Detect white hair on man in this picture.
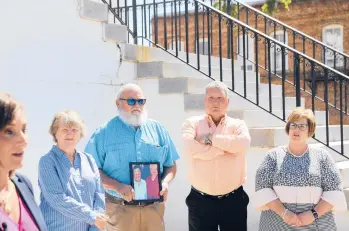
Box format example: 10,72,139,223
205,81,229,97
116,83,143,99
116,83,148,127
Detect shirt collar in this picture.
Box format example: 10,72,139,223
117,116,146,132
51,145,80,159
205,114,227,127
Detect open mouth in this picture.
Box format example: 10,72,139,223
12,153,24,157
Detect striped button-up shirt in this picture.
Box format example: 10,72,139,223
85,116,180,198
38,145,105,231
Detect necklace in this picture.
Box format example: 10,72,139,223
0,180,13,214
287,145,309,157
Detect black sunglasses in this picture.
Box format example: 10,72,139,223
119,98,147,106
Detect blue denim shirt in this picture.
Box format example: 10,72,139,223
38,145,105,231
85,116,180,198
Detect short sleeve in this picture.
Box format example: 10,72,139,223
85,127,106,169
320,149,347,211
255,151,278,210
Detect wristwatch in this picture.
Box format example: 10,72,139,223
205,133,212,145
311,208,319,220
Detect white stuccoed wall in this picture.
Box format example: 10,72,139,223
0,0,136,197
1,1,349,230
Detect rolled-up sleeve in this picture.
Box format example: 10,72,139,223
211,120,251,154
85,127,105,169
320,150,347,211
255,152,278,210
181,119,224,160
38,158,97,225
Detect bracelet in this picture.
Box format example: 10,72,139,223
281,208,288,220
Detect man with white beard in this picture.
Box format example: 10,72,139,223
85,83,180,231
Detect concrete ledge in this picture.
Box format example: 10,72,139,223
80,0,108,22
184,94,204,111
338,161,349,189
159,77,188,94
137,61,163,78
102,23,128,43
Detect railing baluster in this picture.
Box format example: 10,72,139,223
171,2,174,49
148,5,151,46
195,1,200,70
179,1,182,51
295,54,301,107
255,32,259,105
242,27,247,97
231,20,235,90
185,0,189,63
174,0,178,56
207,7,212,77
267,39,272,112
281,46,286,120
163,0,167,50
311,62,316,129
132,0,138,44
324,68,330,146
293,32,296,85
219,14,223,81
144,0,147,42
340,78,344,155
303,37,306,90
154,0,158,44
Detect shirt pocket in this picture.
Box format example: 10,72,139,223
141,142,168,163
104,143,128,174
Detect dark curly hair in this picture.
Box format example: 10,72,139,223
0,93,21,131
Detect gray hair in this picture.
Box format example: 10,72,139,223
49,110,85,143
205,81,229,97
116,83,143,99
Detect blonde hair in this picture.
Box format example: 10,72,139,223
49,110,85,142
285,107,316,137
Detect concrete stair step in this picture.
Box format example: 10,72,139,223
137,61,259,83
229,109,326,127
158,77,285,96
249,126,349,148
123,43,235,69
184,93,304,111
79,0,108,22
102,23,128,43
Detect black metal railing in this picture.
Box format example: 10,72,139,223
103,0,349,158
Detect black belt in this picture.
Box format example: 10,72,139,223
106,193,154,207
191,186,243,199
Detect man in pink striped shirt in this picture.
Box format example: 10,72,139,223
181,81,251,231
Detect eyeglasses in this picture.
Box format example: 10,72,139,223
289,122,308,131
119,98,147,106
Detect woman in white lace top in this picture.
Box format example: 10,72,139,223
255,107,347,231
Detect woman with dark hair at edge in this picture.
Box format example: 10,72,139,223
0,93,47,231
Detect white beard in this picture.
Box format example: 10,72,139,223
118,108,148,127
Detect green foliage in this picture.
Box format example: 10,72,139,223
212,0,239,17
262,0,293,15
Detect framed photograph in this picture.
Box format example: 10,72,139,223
128,162,163,203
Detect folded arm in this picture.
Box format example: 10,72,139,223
212,120,251,154
181,119,224,160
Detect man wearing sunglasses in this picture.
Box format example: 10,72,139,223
85,83,180,231
181,81,251,231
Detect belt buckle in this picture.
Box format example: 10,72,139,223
217,195,223,199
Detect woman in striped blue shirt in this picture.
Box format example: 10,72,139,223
38,110,107,231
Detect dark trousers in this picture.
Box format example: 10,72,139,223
186,186,249,231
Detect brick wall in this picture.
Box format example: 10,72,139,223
152,0,349,124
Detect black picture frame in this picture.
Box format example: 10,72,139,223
127,162,163,204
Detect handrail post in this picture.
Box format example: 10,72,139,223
295,54,301,107
132,0,138,44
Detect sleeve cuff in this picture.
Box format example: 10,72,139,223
88,211,97,226
321,191,348,211
255,188,278,211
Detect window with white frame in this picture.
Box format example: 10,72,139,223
168,40,185,51
195,38,210,55
322,25,344,68
270,31,289,71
